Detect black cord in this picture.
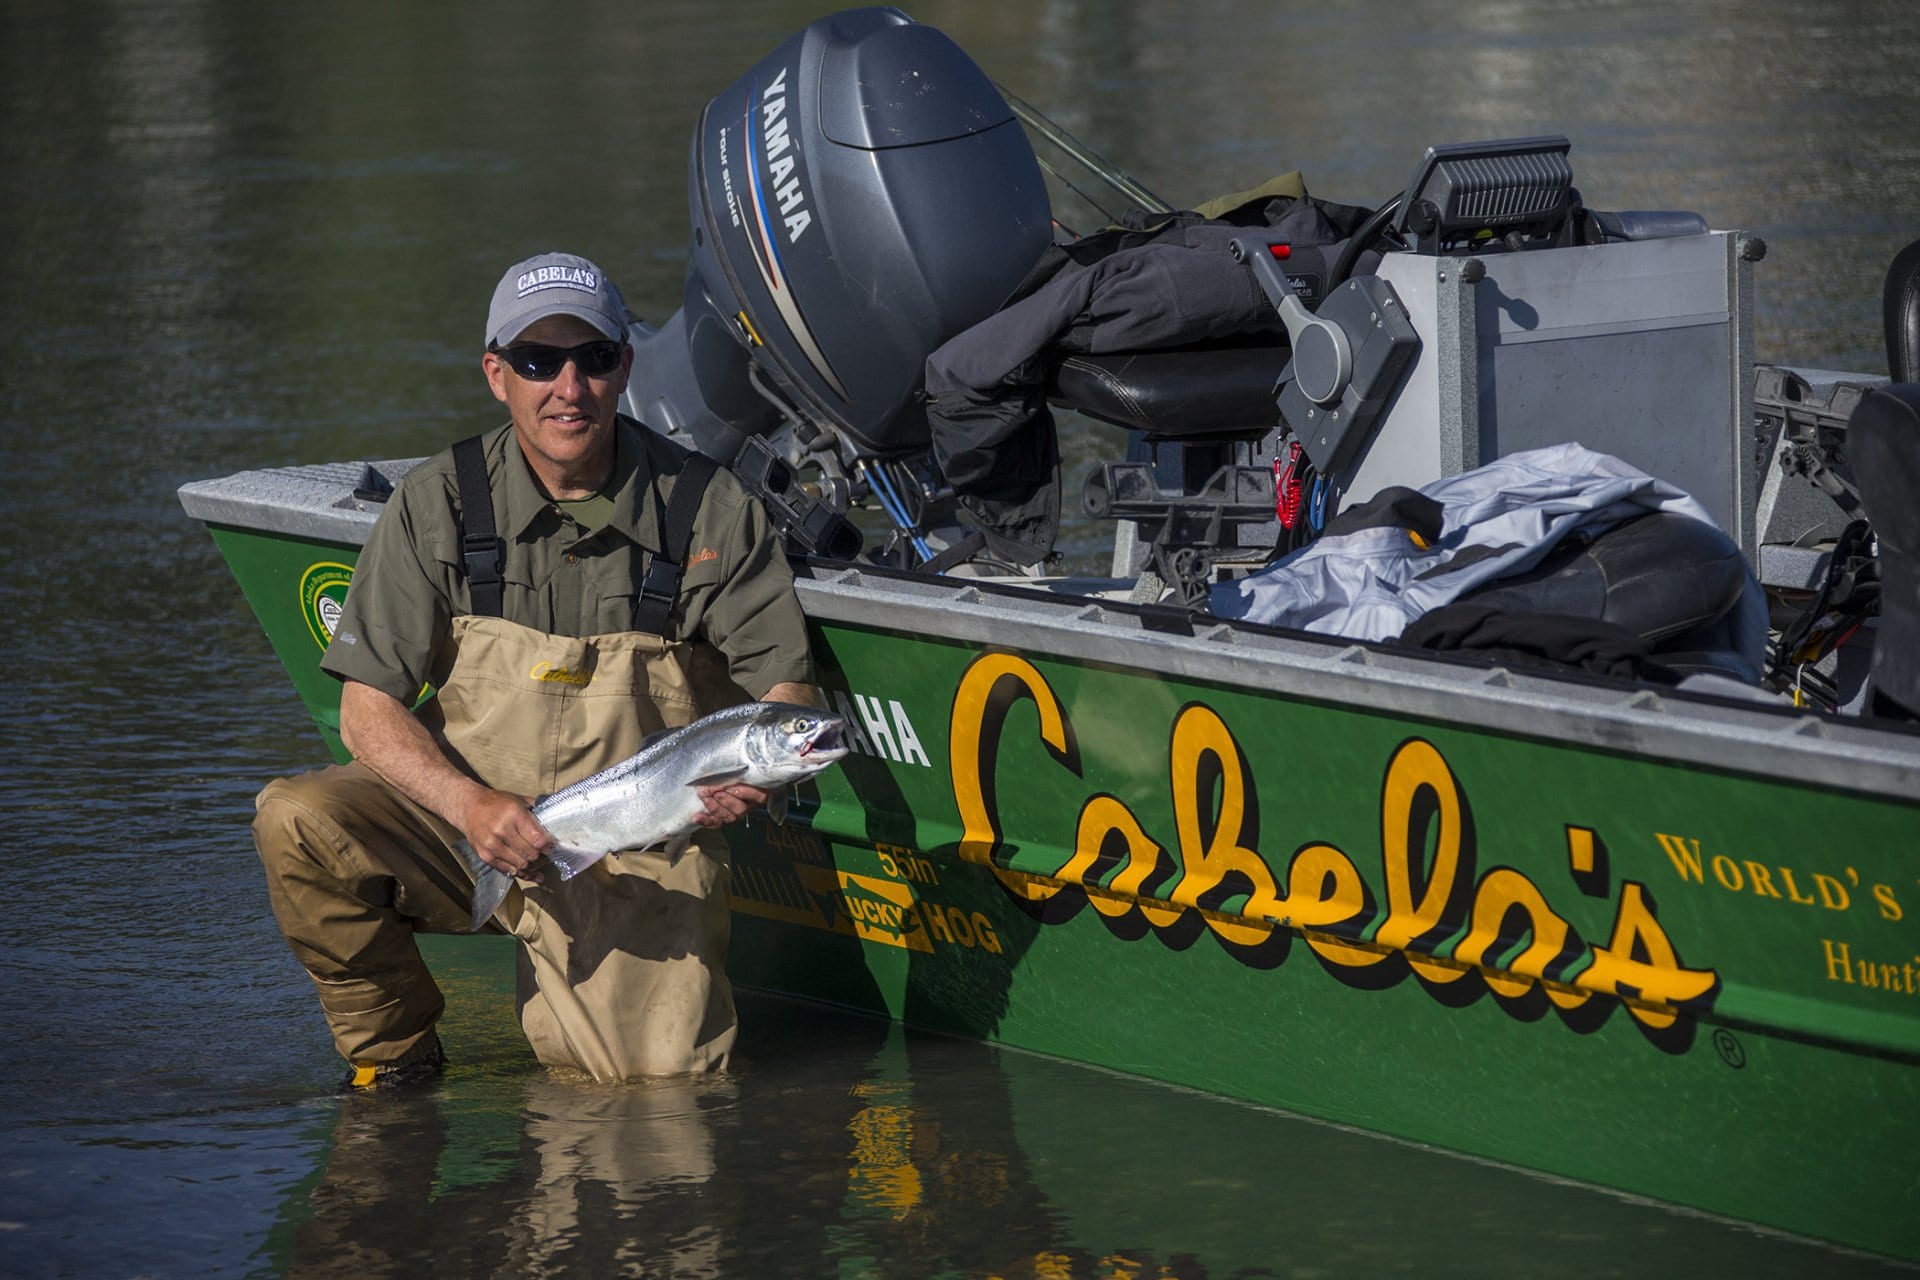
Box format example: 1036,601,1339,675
1328,195,1402,290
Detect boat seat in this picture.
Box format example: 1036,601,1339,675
1047,338,1287,441
1451,510,1760,681
1054,339,1291,604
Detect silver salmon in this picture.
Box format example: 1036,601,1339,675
457,701,849,930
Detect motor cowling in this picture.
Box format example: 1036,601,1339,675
659,7,1052,462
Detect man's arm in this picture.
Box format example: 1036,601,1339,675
762,681,815,707
338,679,552,879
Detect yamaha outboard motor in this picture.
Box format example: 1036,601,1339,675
624,7,1053,559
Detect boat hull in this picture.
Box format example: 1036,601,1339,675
745,613,1920,1262
187,498,1920,1262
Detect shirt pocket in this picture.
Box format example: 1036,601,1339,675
434,559,552,636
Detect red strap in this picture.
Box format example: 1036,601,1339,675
1274,441,1305,530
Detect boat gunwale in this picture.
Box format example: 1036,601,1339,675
796,560,1920,800
179,461,1920,804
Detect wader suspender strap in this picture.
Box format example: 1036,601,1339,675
452,434,505,619
633,452,717,636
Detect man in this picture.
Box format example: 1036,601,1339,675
253,252,814,1087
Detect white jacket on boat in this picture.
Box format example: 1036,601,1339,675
1209,442,1761,661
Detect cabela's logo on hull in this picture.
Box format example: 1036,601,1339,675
948,653,1721,1046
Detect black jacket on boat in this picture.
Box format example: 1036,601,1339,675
923,175,1374,564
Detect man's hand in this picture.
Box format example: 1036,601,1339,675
692,782,770,828
460,789,554,880
339,680,554,882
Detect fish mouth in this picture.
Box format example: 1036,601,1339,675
801,720,850,761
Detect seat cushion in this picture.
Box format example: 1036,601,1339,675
1048,340,1287,441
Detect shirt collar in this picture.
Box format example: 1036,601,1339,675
601,419,658,550
498,416,659,549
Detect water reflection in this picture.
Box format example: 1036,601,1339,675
513,1077,729,1274
261,993,1912,1279
281,1075,734,1278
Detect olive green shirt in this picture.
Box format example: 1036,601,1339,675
321,417,812,702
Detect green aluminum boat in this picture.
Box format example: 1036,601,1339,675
182,475,1920,1260
180,9,1920,1264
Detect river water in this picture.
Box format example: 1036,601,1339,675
2,2,1916,1276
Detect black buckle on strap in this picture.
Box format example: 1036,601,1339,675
462,532,505,618
463,533,504,592
632,450,718,636
633,556,682,635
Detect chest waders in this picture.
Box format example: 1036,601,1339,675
251,437,742,1082
438,435,744,1079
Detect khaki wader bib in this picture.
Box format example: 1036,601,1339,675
255,614,742,1081
431,614,738,1079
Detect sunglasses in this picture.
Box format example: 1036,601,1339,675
488,339,625,381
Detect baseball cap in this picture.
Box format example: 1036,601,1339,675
485,252,630,347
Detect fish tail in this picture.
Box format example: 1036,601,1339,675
454,839,512,932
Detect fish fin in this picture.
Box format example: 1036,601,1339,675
456,839,513,933
608,832,693,861
764,785,791,825
544,843,604,881
687,767,749,789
